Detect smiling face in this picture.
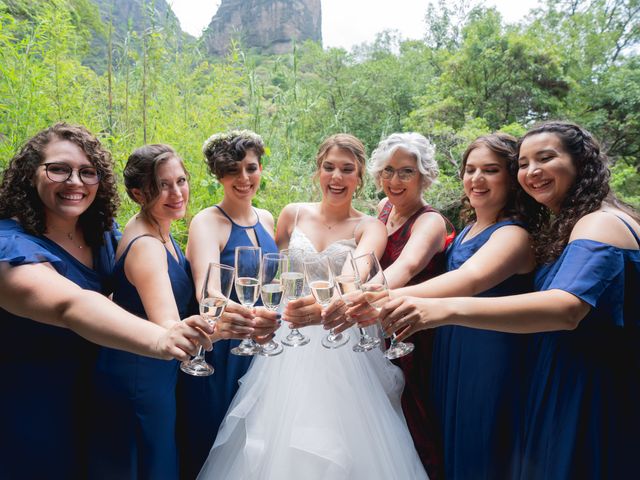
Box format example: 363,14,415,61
34,138,99,224
218,150,262,202
318,146,360,206
381,149,422,209
462,145,512,214
517,132,577,213
145,156,189,224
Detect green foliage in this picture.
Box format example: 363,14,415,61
0,0,638,247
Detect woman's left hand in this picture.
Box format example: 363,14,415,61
284,295,322,328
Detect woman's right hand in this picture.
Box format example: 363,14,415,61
154,315,214,361
344,292,380,328
213,302,256,340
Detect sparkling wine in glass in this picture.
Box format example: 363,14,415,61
231,246,263,356
332,251,380,352
280,248,310,347
356,252,414,359
180,262,235,376
306,254,349,349
257,252,287,356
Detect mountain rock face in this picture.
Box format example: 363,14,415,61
202,0,322,56
92,0,184,39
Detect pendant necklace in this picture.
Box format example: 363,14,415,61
47,226,84,249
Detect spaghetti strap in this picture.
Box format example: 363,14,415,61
615,215,640,247
293,205,301,228
214,205,259,229
214,205,234,223
600,211,640,248
117,234,155,261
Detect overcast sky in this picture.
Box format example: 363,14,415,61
169,0,541,50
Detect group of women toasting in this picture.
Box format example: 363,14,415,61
0,120,637,480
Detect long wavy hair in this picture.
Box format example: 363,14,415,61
0,123,119,247
459,133,546,228
517,121,639,263
314,133,367,195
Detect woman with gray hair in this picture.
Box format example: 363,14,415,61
369,132,454,479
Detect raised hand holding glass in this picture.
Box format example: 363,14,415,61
180,262,235,376
230,246,263,356
257,252,286,356
356,252,414,359
304,254,349,349
281,248,310,347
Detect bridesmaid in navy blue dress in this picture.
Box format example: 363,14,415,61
90,144,202,480
381,122,640,479
0,124,212,480
381,133,540,479
178,130,279,479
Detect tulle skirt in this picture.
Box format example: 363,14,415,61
197,324,428,480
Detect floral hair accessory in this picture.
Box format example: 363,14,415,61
202,130,264,158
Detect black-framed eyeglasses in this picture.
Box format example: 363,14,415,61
380,166,417,182
41,162,101,185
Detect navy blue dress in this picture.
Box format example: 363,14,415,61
430,220,533,480
515,218,640,479
90,235,196,480
177,206,278,479
0,218,117,480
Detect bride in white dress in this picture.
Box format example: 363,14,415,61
197,134,429,480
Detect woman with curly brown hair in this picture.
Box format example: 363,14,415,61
0,124,214,480
379,122,640,478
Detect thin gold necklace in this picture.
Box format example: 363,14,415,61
47,226,84,249
466,221,496,240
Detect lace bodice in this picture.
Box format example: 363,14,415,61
289,227,357,256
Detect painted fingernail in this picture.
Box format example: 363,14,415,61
275,313,282,320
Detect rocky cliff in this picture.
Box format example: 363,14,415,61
202,0,322,56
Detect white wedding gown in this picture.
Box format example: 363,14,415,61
197,228,429,480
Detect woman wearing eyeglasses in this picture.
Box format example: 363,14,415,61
367,132,454,478
0,124,213,479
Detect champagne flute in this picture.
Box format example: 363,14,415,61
258,252,286,356
333,251,381,352
180,262,235,376
304,254,349,349
280,247,310,347
355,252,414,359
230,246,263,356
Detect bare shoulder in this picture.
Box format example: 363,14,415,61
189,206,229,233
413,210,446,232
356,215,386,235
255,207,275,232
570,209,640,249
487,223,532,248
275,202,307,248
277,202,312,225
126,235,167,259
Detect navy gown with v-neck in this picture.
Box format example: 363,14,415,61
0,218,118,480
89,234,197,480
431,220,533,480
177,206,278,480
